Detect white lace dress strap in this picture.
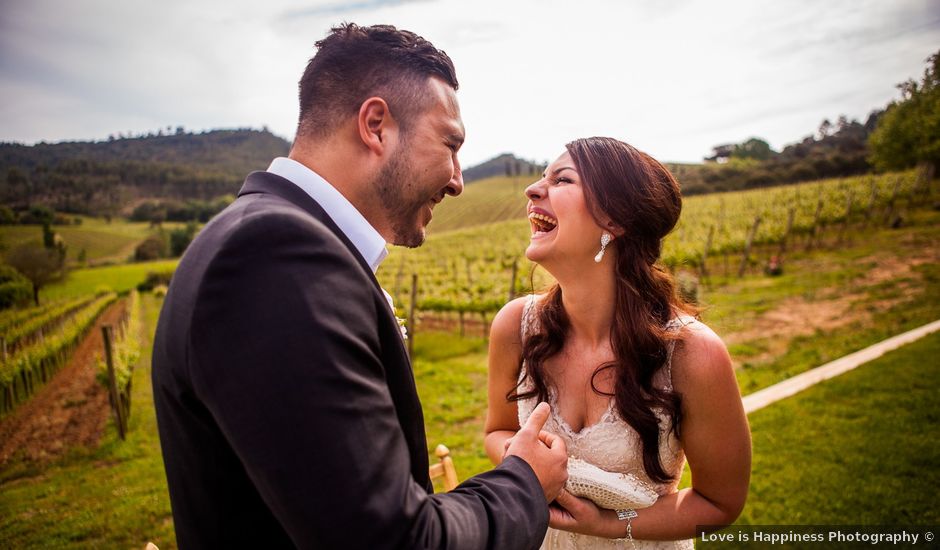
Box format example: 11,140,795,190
519,294,540,343
515,295,543,427
662,315,696,392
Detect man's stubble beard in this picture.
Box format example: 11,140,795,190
376,147,428,249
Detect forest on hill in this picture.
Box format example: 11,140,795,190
673,111,880,195
0,129,290,217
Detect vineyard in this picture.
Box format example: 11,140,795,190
0,291,117,416
381,169,930,319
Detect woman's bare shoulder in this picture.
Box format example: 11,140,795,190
670,318,735,391
489,296,533,349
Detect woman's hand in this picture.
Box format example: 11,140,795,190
548,489,612,537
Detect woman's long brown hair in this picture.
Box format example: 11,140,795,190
511,137,697,484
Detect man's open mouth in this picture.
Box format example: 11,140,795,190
528,212,558,234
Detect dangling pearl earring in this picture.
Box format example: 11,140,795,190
594,232,612,263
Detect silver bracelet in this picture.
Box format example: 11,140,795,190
615,509,638,549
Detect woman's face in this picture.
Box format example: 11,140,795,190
524,151,609,268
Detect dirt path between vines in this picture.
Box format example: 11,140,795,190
0,299,126,468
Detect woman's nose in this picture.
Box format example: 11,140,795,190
525,179,545,201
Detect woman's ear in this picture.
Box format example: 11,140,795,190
604,220,626,238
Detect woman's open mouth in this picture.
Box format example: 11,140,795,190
528,211,558,235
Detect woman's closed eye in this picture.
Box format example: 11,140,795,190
551,177,573,186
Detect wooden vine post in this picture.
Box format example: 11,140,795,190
102,325,127,440
837,192,853,245
806,198,824,251
884,176,901,224
700,226,714,280
738,216,761,278
864,176,877,228
778,208,795,255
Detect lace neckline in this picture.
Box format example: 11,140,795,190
550,395,617,439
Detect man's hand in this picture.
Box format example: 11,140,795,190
504,402,568,502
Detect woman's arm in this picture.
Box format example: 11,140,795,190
484,297,528,465
549,321,752,540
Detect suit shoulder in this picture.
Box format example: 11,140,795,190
213,193,340,249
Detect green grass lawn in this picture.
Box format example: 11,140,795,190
738,329,940,526
41,259,179,302
0,217,164,266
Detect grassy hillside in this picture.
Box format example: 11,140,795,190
41,259,178,302
0,217,171,266
427,175,529,234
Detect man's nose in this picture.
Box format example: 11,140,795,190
445,157,463,196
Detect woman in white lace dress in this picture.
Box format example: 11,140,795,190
484,137,751,548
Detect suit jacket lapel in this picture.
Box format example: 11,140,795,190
237,171,410,359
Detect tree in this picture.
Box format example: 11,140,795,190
869,50,940,172
42,223,55,248
6,244,66,305
169,222,198,257
817,119,832,140
705,143,735,163
733,138,776,161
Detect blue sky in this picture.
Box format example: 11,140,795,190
1,0,938,167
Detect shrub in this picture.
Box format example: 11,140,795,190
0,265,32,309
134,234,168,262
136,270,174,292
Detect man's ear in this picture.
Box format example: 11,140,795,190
357,97,397,156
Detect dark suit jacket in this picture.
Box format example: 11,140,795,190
152,171,548,549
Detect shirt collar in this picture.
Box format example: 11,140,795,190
266,157,388,273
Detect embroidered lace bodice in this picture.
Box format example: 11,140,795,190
516,294,695,550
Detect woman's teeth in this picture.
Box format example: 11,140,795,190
528,212,558,232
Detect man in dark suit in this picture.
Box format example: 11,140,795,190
152,23,567,549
